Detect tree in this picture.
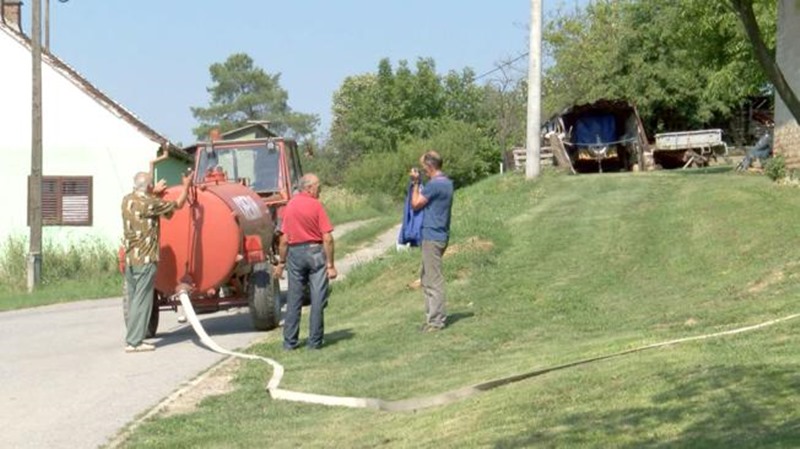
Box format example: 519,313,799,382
543,0,777,133
191,53,318,140
330,58,502,159
729,0,800,124
330,58,446,158
478,59,527,157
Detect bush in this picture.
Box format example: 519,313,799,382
765,155,786,181
0,235,118,291
320,186,397,223
301,150,347,187
343,150,416,199
343,119,500,198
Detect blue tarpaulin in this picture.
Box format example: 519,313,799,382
398,182,423,247
574,114,616,146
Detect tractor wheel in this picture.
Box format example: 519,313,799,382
122,278,160,338
248,262,279,331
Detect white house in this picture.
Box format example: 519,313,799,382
0,2,172,247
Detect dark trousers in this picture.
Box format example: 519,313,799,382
284,244,329,349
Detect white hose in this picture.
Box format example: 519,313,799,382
177,291,800,412
176,292,381,408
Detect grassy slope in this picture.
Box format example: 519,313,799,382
123,169,800,448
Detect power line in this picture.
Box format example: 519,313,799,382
474,52,529,82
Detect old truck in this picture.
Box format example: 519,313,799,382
123,128,304,337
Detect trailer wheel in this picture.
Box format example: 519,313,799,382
122,278,160,338
248,262,279,331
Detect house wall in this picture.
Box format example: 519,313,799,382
0,30,162,246
775,0,800,167
153,156,191,187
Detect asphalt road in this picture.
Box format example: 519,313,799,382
0,299,269,449
0,223,400,449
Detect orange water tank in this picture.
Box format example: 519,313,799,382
155,182,273,295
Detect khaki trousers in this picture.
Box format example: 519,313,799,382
421,240,447,328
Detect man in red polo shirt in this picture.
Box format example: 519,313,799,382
274,173,337,350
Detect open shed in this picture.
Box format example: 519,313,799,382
549,99,648,173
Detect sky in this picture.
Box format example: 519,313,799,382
30,0,579,146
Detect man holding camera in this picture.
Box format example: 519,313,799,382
409,151,454,332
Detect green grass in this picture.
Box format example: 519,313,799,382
123,168,800,448
0,235,121,311
0,276,122,310
321,186,399,224
335,215,399,255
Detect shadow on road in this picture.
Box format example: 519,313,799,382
153,312,268,348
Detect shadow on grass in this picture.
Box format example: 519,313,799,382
493,364,800,448
154,313,356,351
667,165,735,176
323,328,355,347
448,312,475,327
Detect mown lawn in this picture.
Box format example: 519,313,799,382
121,168,800,448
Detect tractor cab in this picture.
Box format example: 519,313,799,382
193,137,303,208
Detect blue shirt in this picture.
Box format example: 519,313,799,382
421,174,453,242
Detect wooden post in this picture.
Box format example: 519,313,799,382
28,0,43,292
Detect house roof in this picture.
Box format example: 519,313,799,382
0,21,172,147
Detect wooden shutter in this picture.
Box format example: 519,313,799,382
41,177,59,224
33,176,93,226
60,177,92,225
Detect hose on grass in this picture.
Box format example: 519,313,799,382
177,291,800,412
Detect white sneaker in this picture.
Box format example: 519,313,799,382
177,315,187,323
125,343,155,353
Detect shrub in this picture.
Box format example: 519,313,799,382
343,119,500,198
301,150,347,186
0,235,117,290
765,155,786,181
319,186,396,223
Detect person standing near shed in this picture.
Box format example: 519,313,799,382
410,151,454,332
121,170,192,352
274,173,337,350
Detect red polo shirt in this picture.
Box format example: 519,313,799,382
281,192,334,245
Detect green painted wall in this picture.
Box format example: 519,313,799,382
153,156,191,187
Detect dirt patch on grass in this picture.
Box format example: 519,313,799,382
747,269,786,294
746,261,800,294
445,237,495,257
404,237,493,289
160,357,241,417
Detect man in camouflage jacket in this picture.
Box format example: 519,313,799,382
121,170,192,352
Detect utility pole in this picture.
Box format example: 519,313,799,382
525,0,542,179
28,0,43,292
44,0,49,50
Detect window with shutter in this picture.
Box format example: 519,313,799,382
30,176,93,226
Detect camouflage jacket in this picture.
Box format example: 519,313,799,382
121,191,177,266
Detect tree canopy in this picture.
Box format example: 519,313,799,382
329,58,493,159
729,0,800,123
543,0,777,134
322,57,515,192
191,53,318,141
